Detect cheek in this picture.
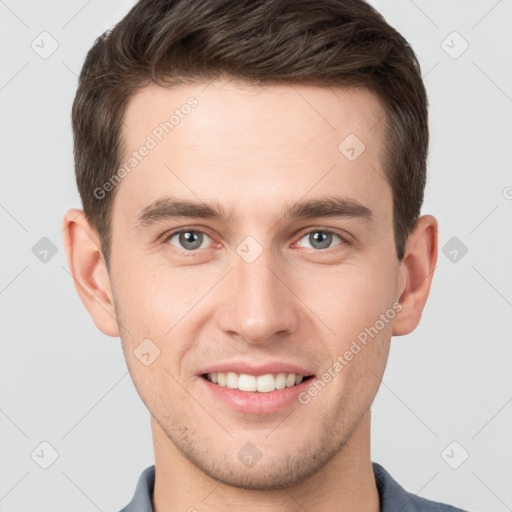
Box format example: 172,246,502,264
112,266,195,414
112,262,212,389
298,257,398,339
113,262,201,334
307,266,395,414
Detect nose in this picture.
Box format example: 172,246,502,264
216,247,300,344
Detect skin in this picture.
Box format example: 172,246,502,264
63,79,437,512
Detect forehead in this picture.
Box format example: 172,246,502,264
115,79,391,228
122,79,386,150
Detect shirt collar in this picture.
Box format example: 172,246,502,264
120,462,465,512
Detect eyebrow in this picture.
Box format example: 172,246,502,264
135,194,373,229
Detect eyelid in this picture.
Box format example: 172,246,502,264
161,226,215,243
160,227,218,256
292,227,351,247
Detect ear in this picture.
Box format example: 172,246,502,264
62,209,120,337
393,214,438,336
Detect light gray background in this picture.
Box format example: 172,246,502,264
1,1,511,511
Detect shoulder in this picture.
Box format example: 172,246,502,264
372,462,469,512
118,465,155,512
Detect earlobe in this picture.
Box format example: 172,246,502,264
392,215,438,336
62,209,120,337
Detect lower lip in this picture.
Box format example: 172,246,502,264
199,376,313,414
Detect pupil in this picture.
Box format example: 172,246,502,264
310,231,331,249
180,231,202,250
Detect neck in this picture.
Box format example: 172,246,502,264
151,411,379,512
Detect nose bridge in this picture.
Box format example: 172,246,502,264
221,242,298,343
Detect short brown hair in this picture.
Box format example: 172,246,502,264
72,0,428,265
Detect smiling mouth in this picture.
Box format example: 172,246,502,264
202,372,314,392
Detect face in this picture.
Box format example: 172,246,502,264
108,80,402,489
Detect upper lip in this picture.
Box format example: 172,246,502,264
197,361,315,377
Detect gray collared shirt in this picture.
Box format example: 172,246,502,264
119,462,469,511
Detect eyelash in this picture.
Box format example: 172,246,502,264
162,227,349,256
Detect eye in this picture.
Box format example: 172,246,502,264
166,230,213,251
295,230,345,250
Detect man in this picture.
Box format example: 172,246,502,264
62,0,468,510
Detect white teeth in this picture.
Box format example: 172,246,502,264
256,374,275,393
226,371,238,389
238,374,257,392
286,374,296,387
217,372,226,387
205,371,308,392
275,373,287,390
